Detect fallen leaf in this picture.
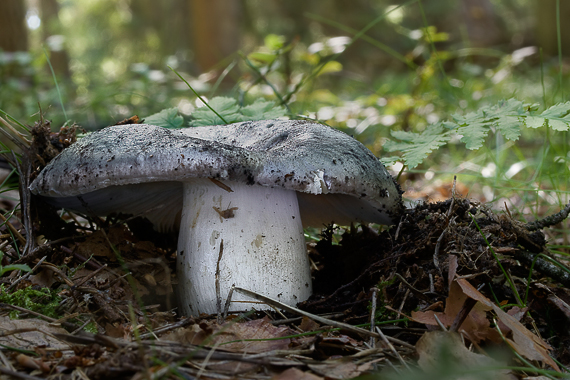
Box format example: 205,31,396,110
272,367,323,380
0,316,69,351
411,280,495,343
308,358,371,379
456,278,560,371
448,254,458,292
299,316,320,332
164,317,295,353
417,331,512,380
16,353,50,372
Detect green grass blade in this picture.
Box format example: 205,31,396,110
43,47,68,122
168,66,228,124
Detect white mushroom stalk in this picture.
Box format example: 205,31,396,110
30,121,404,316
178,179,310,315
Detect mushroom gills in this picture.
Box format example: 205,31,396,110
177,178,312,315
42,183,394,233
41,182,183,232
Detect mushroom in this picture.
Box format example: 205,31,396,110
30,120,403,315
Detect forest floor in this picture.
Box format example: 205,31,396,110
0,121,569,379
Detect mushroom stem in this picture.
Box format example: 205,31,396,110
177,178,312,315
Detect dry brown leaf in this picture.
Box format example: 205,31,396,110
496,305,527,336
104,323,130,339
416,331,512,380
308,358,372,379
299,316,320,332
16,353,50,373
272,368,323,380
448,254,458,292
411,280,495,343
0,316,69,351
164,317,295,353
456,278,560,372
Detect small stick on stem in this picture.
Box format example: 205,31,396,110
369,287,379,347
216,240,224,324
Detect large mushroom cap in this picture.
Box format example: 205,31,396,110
30,120,403,229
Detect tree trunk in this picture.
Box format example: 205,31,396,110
40,0,71,79
129,0,191,61
536,0,570,56
189,0,242,72
459,0,507,48
0,0,28,52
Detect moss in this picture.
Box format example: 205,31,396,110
0,284,62,319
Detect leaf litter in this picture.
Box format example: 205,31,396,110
0,118,569,378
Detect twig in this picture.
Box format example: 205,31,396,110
0,366,45,380
196,340,223,379
233,286,415,349
525,200,570,231
375,326,410,369
449,297,477,333
216,240,224,324
397,288,410,320
433,230,445,274
7,255,47,291
15,153,34,256
0,304,78,330
369,287,379,347
39,262,75,287
394,216,404,241
0,349,14,370
515,250,570,287
433,314,447,331
394,273,431,301
222,285,235,320
433,176,457,274
0,116,30,150
447,176,457,219
0,212,26,246
71,317,95,335
72,264,108,289
138,317,195,340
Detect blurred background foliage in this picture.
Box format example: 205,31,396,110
2,0,567,127
1,0,570,225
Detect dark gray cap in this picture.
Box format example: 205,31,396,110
30,120,403,230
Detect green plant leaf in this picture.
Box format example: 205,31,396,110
548,119,570,131
453,99,526,149
524,116,545,129
144,107,184,129
316,61,343,76
522,102,570,131
539,102,570,118
190,97,242,127
496,116,522,141
384,123,451,169
457,120,490,150
379,155,404,167
264,34,286,50
247,52,277,65
240,99,287,120
0,264,31,276
383,98,570,169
